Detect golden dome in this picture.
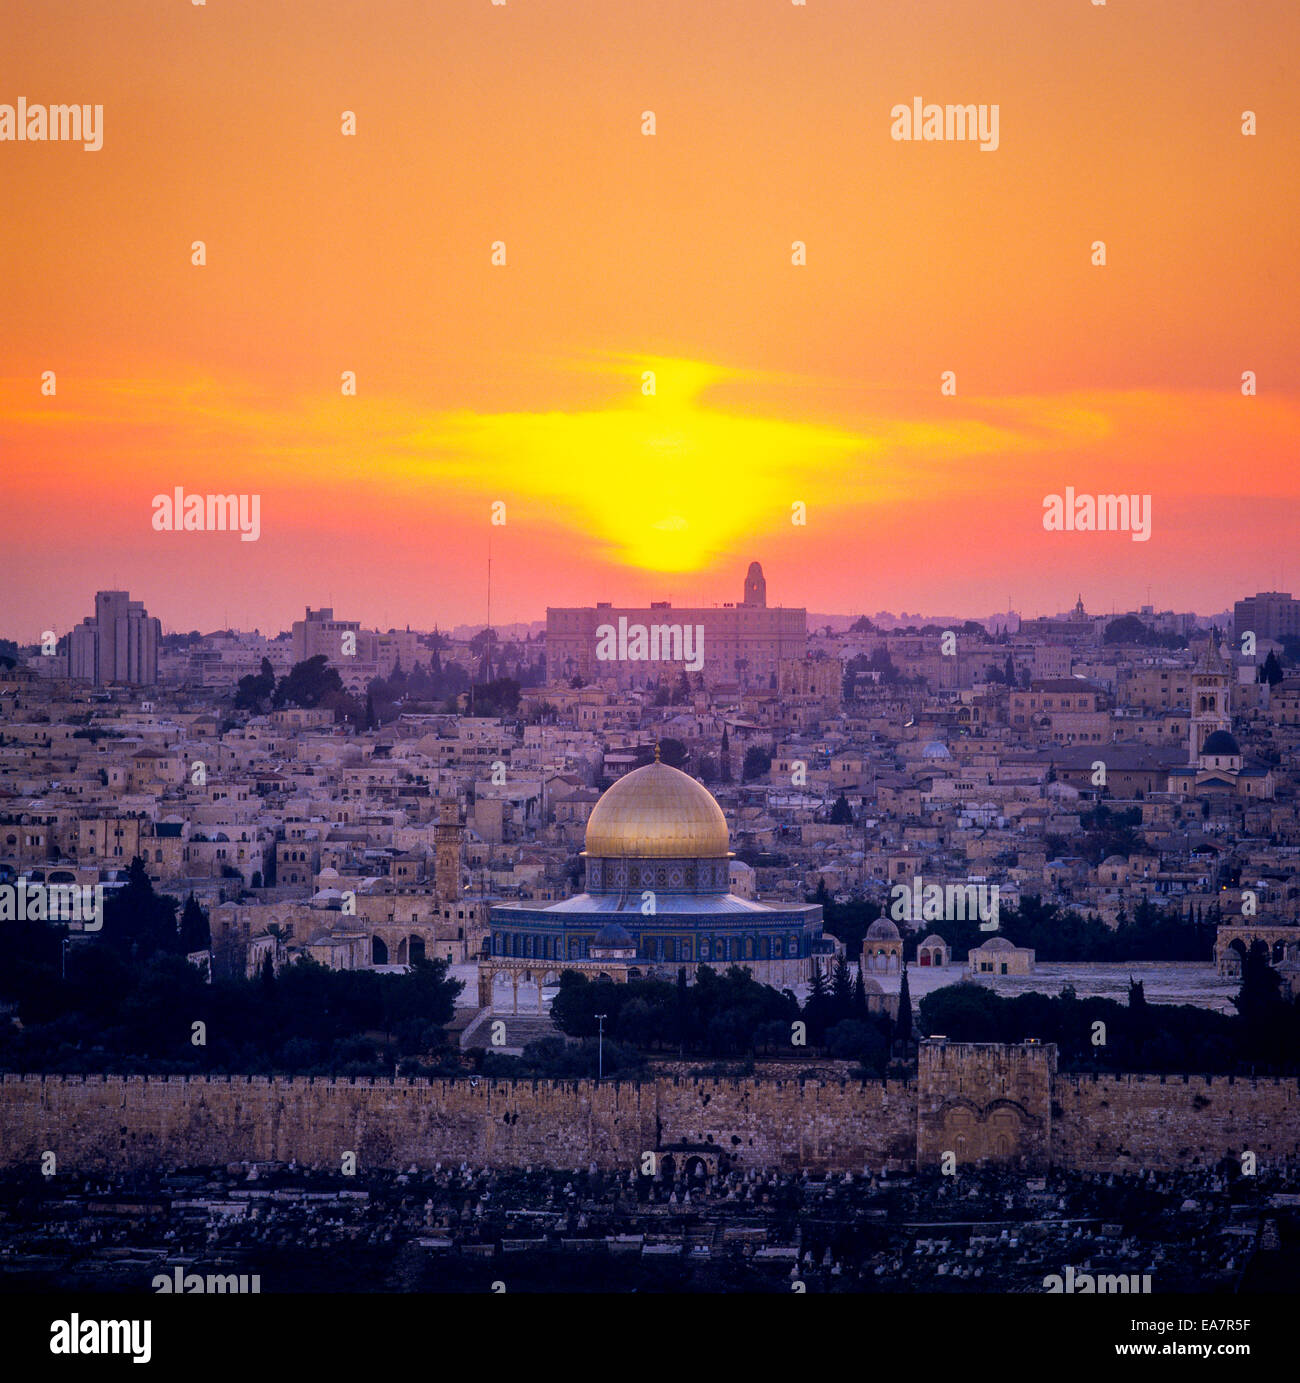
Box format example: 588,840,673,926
584,761,730,859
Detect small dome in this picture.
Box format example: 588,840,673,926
977,936,1015,951
918,934,948,949
865,917,901,941
1200,730,1240,756
921,741,952,759
1101,855,1127,868
859,976,884,994
593,922,634,949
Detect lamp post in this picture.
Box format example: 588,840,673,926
61,936,71,981
595,1013,606,1081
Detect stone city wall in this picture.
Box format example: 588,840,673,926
0,1073,913,1175
2,1057,1297,1175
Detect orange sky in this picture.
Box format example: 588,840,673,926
3,0,1299,639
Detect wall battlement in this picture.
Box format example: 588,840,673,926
2,1049,1297,1176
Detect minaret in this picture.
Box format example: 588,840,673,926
435,797,462,902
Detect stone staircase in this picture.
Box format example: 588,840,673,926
459,1007,559,1053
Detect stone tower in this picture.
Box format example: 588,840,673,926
435,797,463,902
743,560,766,608
916,1040,1055,1171
1189,638,1231,763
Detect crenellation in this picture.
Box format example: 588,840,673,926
2,1051,1298,1176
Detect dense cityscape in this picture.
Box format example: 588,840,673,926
2,568,1299,1308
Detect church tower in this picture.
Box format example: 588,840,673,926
435,797,463,902
1189,639,1231,764
743,560,766,608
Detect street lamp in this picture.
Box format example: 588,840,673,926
61,937,71,981
595,1013,606,1081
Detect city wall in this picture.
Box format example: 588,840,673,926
2,1061,1297,1175
1052,1071,1300,1172
0,1073,915,1175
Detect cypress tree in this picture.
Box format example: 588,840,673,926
831,950,853,1020
894,961,913,1049
852,965,868,1017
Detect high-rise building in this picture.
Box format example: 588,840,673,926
68,590,160,685
1233,591,1300,643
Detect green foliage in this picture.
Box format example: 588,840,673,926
917,975,1299,1073
549,966,798,1058
467,676,521,717
742,746,772,782
0,881,464,1074
919,895,1217,964
272,655,343,710
234,657,276,711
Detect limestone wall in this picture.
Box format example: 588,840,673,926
0,1073,913,1175
3,1060,1297,1176
1052,1071,1300,1172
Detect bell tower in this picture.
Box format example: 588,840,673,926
1189,639,1231,763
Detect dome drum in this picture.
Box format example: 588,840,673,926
585,855,730,896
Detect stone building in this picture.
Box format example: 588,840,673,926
968,935,1035,976
482,755,827,998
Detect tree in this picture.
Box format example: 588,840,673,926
829,792,853,825
1234,945,1285,1062
179,894,210,952
830,951,853,1021
742,746,772,782
234,656,276,711
466,677,521,718
272,655,343,710
1260,650,1283,686
720,727,732,784
894,962,913,1048
636,737,688,770
802,960,832,1043
852,966,868,1017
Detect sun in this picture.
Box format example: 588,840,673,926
415,356,872,572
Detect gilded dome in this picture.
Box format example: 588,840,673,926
584,761,730,859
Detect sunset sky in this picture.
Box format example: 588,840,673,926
3,0,1299,640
